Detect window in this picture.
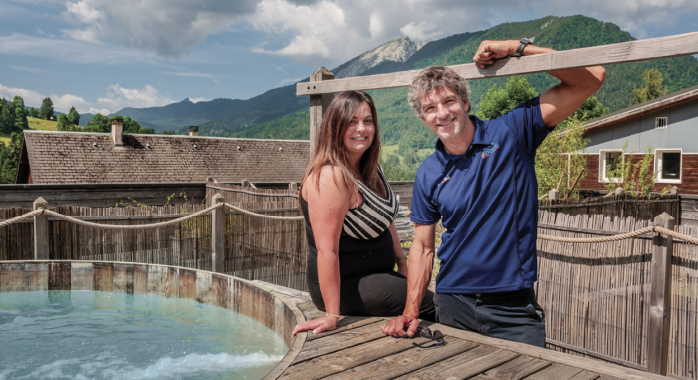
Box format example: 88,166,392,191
655,149,682,183
600,150,623,183
655,117,668,129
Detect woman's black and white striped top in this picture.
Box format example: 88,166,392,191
342,165,399,240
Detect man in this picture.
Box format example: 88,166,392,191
381,39,605,347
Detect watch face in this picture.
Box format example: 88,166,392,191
521,38,532,44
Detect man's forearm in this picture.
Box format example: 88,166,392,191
403,242,434,318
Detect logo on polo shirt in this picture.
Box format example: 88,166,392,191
438,175,451,187
481,143,499,159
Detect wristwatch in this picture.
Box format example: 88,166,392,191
514,38,532,57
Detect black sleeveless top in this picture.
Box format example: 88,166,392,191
300,167,398,305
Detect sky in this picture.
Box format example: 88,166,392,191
1,0,697,115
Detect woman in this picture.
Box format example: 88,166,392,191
292,90,435,336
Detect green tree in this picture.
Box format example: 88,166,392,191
29,107,39,118
83,113,111,133
39,97,54,120
0,132,23,184
535,115,589,198
476,76,539,120
0,100,16,134
632,68,668,104
121,116,153,134
12,96,28,130
57,113,82,132
68,106,80,126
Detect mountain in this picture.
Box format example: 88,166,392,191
88,36,430,134
228,15,698,147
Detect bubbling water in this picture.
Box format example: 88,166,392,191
0,291,288,380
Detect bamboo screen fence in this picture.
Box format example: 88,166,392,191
537,210,698,378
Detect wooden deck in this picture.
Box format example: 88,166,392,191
257,281,672,380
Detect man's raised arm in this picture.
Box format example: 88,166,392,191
473,40,606,128
381,223,436,337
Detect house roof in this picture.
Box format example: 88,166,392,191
17,131,310,184
579,83,698,133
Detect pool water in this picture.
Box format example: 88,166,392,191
0,291,288,380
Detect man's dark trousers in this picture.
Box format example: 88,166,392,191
434,288,546,347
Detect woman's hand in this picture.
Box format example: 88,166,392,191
292,315,339,336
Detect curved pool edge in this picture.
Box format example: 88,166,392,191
0,260,308,380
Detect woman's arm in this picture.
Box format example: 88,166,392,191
292,166,354,336
389,223,408,277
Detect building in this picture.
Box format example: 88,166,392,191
15,122,309,185
576,84,698,194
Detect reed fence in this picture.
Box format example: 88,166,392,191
540,192,681,223
537,210,698,378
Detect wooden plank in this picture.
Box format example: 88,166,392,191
33,198,49,260
473,355,551,380
309,67,335,159
395,345,519,380
307,317,385,341
279,336,432,380
297,32,698,95
428,323,670,380
648,213,674,376
525,363,583,380
322,338,477,380
293,321,388,364
211,194,225,273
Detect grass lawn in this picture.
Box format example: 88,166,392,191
0,117,57,145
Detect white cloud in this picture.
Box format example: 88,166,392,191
60,0,260,57
400,21,441,42
96,84,175,111
51,93,91,113
189,97,211,103
88,107,110,115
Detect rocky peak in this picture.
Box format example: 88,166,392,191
334,36,432,79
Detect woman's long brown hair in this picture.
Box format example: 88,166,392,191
300,90,385,204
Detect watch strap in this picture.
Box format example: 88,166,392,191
515,38,532,57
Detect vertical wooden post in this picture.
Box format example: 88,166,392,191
211,194,225,274
648,212,674,375
33,197,49,260
309,67,335,160
549,189,559,201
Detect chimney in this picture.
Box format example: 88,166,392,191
111,117,123,147
189,126,199,137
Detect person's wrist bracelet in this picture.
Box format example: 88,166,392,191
325,312,342,319
395,255,407,263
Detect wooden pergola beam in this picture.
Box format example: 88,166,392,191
296,32,698,96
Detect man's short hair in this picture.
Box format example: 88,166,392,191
408,66,471,117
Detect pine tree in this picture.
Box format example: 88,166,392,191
39,97,54,120
29,107,39,118
0,102,13,134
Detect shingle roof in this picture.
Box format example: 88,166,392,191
19,131,309,184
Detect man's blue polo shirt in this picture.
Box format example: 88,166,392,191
411,97,551,294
